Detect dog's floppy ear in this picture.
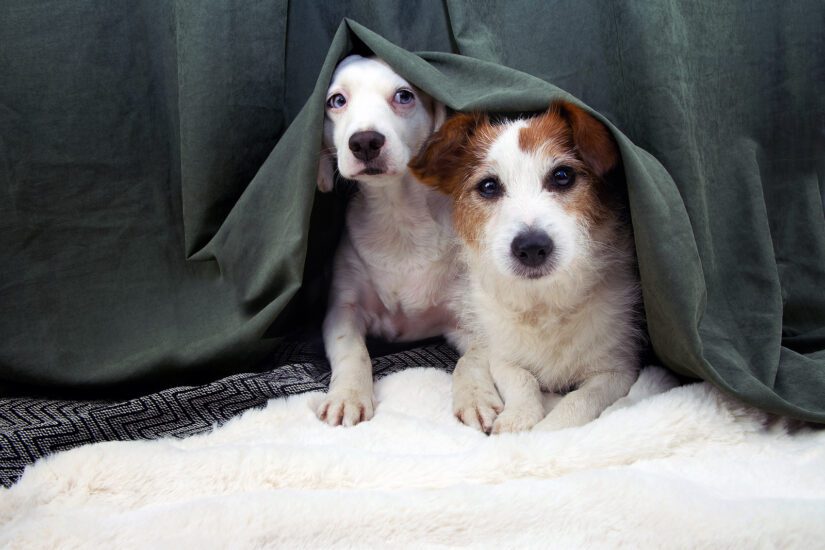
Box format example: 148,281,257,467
554,100,619,177
316,114,337,192
409,112,486,195
317,153,335,192
431,101,447,133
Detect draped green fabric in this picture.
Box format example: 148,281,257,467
1,2,823,422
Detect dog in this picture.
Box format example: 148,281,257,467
315,55,459,426
409,100,641,433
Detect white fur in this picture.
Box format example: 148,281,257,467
316,56,456,426
4,367,825,548
483,122,580,278
452,119,640,434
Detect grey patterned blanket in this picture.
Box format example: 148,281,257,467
0,341,458,486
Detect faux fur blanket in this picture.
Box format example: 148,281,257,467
2,366,824,548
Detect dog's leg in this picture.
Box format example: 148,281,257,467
489,359,546,434
533,369,637,431
450,342,503,434
317,302,374,427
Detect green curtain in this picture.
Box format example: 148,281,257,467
1,2,824,423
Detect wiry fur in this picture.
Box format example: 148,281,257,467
410,101,642,433
315,55,458,426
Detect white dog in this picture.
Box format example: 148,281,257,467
410,101,641,433
315,55,460,426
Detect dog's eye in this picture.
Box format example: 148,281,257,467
394,89,415,105
326,94,346,109
476,178,503,199
549,166,576,188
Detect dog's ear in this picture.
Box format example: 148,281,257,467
554,100,619,177
317,153,335,192
316,116,337,192
409,112,486,195
431,101,447,133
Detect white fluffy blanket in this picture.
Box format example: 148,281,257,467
2,367,825,548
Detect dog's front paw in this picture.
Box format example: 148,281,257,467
453,383,503,434
491,405,545,434
532,408,590,432
317,388,374,427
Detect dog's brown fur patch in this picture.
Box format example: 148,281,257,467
520,102,619,228
408,112,487,196
517,105,573,155
409,113,498,249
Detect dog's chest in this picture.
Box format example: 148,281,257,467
356,222,451,304
474,290,619,390
347,198,457,338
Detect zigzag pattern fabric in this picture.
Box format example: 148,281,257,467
0,342,458,487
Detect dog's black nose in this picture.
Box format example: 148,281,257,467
511,230,554,268
348,131,386,162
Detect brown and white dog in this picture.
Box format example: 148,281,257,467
409,101,641,433
315,55,459,426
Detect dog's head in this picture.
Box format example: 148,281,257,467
409,101,621,280
317,55,446,192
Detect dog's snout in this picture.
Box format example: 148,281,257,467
511,230,554,268
349,131,386,162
